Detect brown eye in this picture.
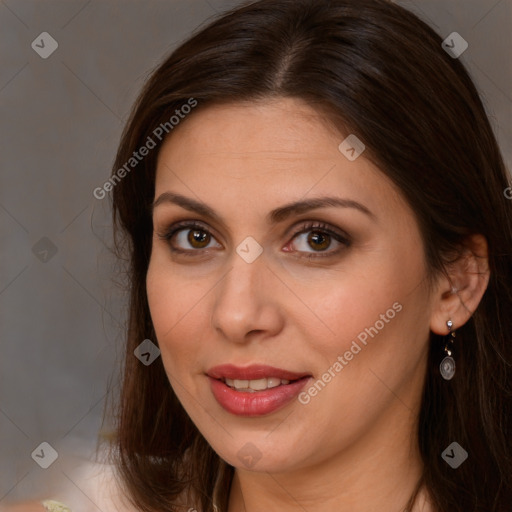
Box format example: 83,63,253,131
188,229,210,248
286,221,351,259
157,222,222,254
307,231,331,251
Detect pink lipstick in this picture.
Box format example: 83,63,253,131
207,364,311,416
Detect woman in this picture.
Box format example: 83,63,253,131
7,0,511,510
108,0,512,510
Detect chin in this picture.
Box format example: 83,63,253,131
202,428,309,473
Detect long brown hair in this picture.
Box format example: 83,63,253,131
104,0,512,510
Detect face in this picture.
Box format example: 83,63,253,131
147,98,435,473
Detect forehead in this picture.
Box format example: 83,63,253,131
153,98,406,217
157,98,342,165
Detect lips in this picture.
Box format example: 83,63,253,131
207,364,310,381
206,364,312,416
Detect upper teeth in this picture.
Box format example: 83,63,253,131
225,377,291,391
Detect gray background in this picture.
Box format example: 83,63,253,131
1,0,511,505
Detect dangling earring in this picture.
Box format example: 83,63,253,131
439,319,456,380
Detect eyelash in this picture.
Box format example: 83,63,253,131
155,220,351,260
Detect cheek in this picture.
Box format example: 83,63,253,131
297,258,414,356
146,259,209,374
300,237,431,392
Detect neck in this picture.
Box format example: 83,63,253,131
227,399,432,512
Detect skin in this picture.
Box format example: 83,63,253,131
147,98,489,512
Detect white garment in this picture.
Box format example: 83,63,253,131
44,458,138,512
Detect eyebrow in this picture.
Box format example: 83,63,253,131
151,191,375,224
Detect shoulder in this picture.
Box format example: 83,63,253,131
0,501,47,512
55,459,138,512
0,460,136,512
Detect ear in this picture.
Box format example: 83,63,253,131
430,234,490,335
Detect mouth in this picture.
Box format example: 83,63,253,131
207,364,311,387
206,364,312,416
220,376,302,392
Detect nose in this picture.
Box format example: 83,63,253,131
210,250,284,344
